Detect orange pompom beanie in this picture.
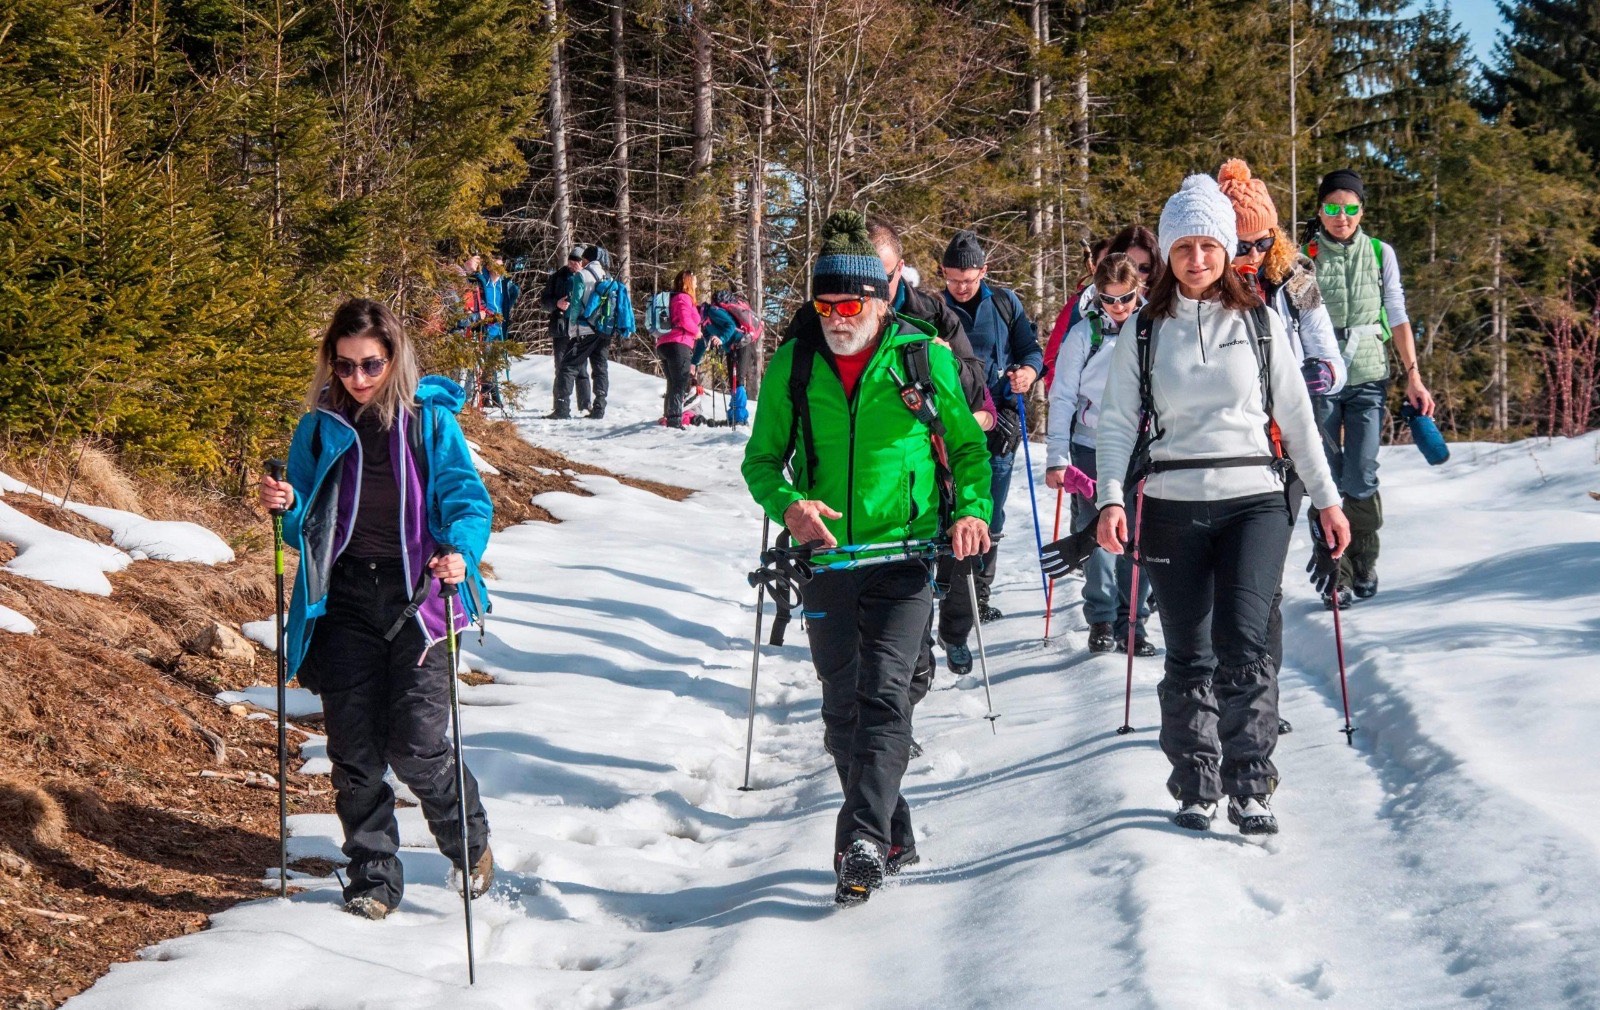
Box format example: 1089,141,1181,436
1216,159,1279,235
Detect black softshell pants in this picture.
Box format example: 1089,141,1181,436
1137,493,1290,803
299,557,490,909
799,560,930,855
657,342,693,426
556,332,611,413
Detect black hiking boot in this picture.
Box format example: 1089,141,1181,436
1278,717,1293,735
886,844,920,875
942,638,973,676
544,410,572,420
1116,636,1157,657
1227,795,1279,835
834,839,886,906
1353,574,1379,599
1173,801,1217,832
978,603,1004,623
1321,586,1354,611
1087,622,1116,653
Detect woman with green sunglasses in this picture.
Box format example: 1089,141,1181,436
1303,168,1435,608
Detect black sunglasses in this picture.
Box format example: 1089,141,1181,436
1236,235,1276,257
333,356,389,379
1099,290,1138,307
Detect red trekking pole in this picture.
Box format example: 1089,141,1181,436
1043,486,1064,640
1116,479,1147,736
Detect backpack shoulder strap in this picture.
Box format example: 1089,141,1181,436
896,336,955,531
785,338,819,487
1087,312,1103,353
991,287,1018,335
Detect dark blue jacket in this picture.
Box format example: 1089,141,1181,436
942,282,1042,401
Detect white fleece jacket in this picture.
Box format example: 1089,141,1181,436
1094,294,1341,511
1045,313,1120,466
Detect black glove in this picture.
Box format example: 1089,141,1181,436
987,402,1023,457
1306,507,1338,594
1040,523,1100,579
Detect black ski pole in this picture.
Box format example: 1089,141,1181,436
437,547,476,984
265,459,290,899
739,516,771,791
1117,479,1148,736
965,565,1000,733
1330,572,1356,745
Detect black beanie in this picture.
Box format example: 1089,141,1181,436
942,230,987,270
583,244,601,262
1317,169,1365,204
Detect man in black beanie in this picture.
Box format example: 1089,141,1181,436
937,229,1043,671
541,244,591,417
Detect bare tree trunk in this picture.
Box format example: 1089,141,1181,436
745,40,772,397
1073,1,1090,230
547,0,571,255
610,1,631,289
1491,212,1507,432
689,2,713,266
1029,0,1045,321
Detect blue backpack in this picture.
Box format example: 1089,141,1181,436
647,291,673,336
583,277,635,339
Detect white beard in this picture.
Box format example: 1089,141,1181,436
822,321,879,357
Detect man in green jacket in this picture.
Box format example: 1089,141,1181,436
743,210,992,906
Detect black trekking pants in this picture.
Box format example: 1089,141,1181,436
299,557,490,909
556,332,611,412
798,560,930,855
551,326,593,414
1267,474,1307,676
1137,493,1290,803
657,342,693,426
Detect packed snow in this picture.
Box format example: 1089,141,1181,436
0,603,36,634
0,499,131,596
63,355,1600,1009
0,470,233,565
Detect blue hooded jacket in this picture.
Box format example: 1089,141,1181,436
943,281,1043,402
279,376,492,679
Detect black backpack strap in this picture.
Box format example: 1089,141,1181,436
1126,311,1161,484
992,287,1018,335
784,337,819,488
893,337,956,534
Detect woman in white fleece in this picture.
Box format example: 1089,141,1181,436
1093,175,1352,836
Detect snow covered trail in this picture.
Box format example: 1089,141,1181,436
67,357,1600,1009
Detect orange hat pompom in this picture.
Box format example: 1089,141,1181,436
1216,158,1278,236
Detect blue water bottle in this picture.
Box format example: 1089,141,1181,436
1401,402,1449,465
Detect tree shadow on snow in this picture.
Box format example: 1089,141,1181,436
1375,541,1600,607
552,867,836,929
468,731,676,774
491,587,735,653
560,563,731,606
903,732,1157,806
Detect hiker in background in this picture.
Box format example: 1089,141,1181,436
698,288,762,425
1304,168,1435,607
1043,236,1112,392
1093,175,1350,836
939,228,1043,634
257,298,493,920
472,257,520,409
1106,225,1162,290
542,246,592,418
659,270,701,429
743,210,992,905
559,245,634,420
1044,253,1154,656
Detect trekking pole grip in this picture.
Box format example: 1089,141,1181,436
265,459,287,516
435,543,461,599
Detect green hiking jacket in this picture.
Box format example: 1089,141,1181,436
742,318,993,546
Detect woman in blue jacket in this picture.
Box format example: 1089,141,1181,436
258,298,494,920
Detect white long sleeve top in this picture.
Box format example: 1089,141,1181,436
1094,294,1341,511
1045,313,1120,466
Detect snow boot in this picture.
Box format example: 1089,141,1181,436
1353,573,1379,599
942,638,973,676
1278,717,1293,735
449,846,495,899
1087,622,1116,653
834,839,886,906
1173,801,1216,831
1116,636,1157,658
1227,795,1278,835
978,603,1004,623
343,895,394,920
886,844,920,876
1322,586,1354,611
544,410,571,420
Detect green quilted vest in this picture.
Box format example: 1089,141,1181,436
1309,229,1390,384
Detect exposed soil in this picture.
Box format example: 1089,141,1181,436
0,427,690,1007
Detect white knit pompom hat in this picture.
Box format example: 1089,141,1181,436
1158,174,1239,262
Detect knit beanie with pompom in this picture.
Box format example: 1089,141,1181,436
1216,159,1279,237
813,210,889,299
1157,174,1239,262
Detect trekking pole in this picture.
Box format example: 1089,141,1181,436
965,565,1000,733
265,459,290,900
739,517,771,792
437,547,476,985
1330,579,1356,745
1043,486,1064,641
1117,479,1148,736
1014,391,1050,606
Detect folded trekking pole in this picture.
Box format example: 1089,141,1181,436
1117,480,1148,736
1043,486,1063,641
1330,579,1356,746
265,459,290,899
739,517,770,792
966,565,1001,734
437,547,476,985
1014,391,1050,607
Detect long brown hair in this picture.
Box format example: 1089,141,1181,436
1107,224,1164,287
1144,250,1263,319
306,298,420,429
673,269,697,302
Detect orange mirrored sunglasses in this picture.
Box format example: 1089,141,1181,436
813,297,866,318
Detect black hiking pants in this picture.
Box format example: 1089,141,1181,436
657,342,693,426
299,557,490,910
551,323,592,414
798,560,930,856
1137,493,1289,803
555,332,611,414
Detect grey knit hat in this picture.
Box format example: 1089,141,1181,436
942,230,987,270
813,210,889,299
568,245,585,261
1157,174,1238,262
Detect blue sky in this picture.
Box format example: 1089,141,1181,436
1451,0,1507,67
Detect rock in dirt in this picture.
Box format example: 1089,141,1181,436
187,622,255,667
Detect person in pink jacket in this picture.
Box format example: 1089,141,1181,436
659,269,701,428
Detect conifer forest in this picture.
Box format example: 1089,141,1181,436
2,0,1598,485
